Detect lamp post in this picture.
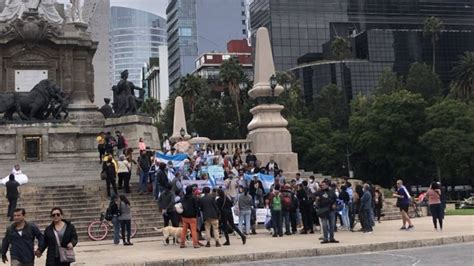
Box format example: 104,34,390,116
269,74,277,98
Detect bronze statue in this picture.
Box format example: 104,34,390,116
112,69,144,117
98,98,113,118
0,79,66,121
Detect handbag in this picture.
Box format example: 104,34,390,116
53,228,75,263
100,171,107,180
316,206,330,218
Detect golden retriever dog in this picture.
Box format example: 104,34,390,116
154,226,190,245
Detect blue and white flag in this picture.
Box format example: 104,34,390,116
244,173,275,193
155,152,188,168
207,165,225,188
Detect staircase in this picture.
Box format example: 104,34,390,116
1,158,163,241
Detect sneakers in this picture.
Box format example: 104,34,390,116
329,239,340,243
320,240,329,244
242,236,247,245
223,241,230,246
205,242,211,248
406,225,414,231
400,226,407,230
215,242,221,247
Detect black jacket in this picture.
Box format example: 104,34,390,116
316,188,337,209
103,162,116,180
6,180,20,199
2,222,43,264
39,220,78,266
181,194,200,218
216,196,233,221
199,194,219,220
158,190,175,212
249,180,264,196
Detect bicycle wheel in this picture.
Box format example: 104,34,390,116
88,221,108,241
131,221,138,238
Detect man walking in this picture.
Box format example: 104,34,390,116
199,187,221,247
6,174,20,221
2,208,43,266
393,179,414,230
316,180,339,244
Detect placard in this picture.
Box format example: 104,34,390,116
15,70,48,92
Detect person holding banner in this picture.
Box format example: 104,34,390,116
216,189,246,246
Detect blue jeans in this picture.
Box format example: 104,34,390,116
112,216,120,244
139,170,148,193
282,210,291,233
321,211,336,241
238,209,251,234
341,205,350,229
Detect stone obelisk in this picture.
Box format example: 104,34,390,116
247,27,298,175
171,96,191,141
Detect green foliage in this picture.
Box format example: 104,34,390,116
314,84,349,129
375,68,404,95
139,97,161,119
423,16,444,73
406,63,443,100
331,37,351,60
451,52,474,102
220,57,247,127
276,71,307,119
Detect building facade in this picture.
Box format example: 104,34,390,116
167,0,248,91
251,0,474,103
111,6,167,88
83,0,112,105
143,46,169,106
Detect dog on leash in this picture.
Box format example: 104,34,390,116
154,226,191,245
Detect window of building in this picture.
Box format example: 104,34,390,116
179,27,192,36
242,29,247,35
206,55,214,60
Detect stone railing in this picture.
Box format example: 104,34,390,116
208,139,252,153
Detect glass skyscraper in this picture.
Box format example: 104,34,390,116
111,6,167,87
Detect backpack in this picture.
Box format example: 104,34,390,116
282,193,293,210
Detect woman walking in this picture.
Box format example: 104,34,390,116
38,207,78,266
237,187,253,235
216,189,246,246
119,195,133,245
426,182,444,231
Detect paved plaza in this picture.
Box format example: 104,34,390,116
25,216,474,265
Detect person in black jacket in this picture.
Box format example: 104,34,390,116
297,183,313,234
38,207,78,266
103,157,117,197
216,189,246,246
6,174,20,221
158,184,178,228
109,195,121,245
180,186,201,248
316,180,338,244
199,187,221,247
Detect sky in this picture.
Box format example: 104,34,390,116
57,0,167,17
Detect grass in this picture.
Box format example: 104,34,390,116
445,209,474,216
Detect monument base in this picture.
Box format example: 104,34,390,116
104,115,161,152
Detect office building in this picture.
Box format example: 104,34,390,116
83,0,112,104
167,0,248,91
143,46,169,106
111,6,167,88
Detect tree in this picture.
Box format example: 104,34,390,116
451,51,474,102
139,97,161,120
423,16,444,73
314,84,348,130
220,57,246,127
276,71,307,119
350,90,428,187
176,74,208,113
406,63,443,100
375,68,404,95
331,37,351,106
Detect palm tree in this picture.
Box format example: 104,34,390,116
220,57,246,127
176,74,206,113
423,16,444,73
139,97,162,120
451,51,474,102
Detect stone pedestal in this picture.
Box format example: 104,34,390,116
247,104,298,175
104,115,161,152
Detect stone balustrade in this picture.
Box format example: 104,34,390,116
207,139,252,153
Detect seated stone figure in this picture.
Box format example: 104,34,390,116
99,98,114,118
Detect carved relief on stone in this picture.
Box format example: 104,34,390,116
0,12,61,43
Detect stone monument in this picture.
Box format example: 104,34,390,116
170,96,191,142
247,27,298,174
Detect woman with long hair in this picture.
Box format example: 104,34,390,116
237,187,253,235
119,195,133,245
38,207,78,266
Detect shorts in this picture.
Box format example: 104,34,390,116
399,204,409,213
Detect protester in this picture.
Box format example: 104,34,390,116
158,184,178,229
96,132,106,163
281,184,294,235
109,195,121,245
269,185,283,237
117,155,131,192
237,187,253,235
426,181,444,231
6,174,20,221
374,188,384,223
224,173,239,201
38,207,78,265
199,187,221,247
297,183,312,234
138,137,146,152
137,150,151,194
216,189,246,246
244,150,257,165
119,195,133,246
393,179,414,230
1,208,43,265
265,156,279,176
105,132,116,155
103,156,118,197
360,184,373,233
339,185,350,230
316,180,339,243
180,186,201,248
115,131,127,157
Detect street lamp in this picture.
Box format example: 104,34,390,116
180,127,185,138
191,131,197,138
269,74,277,98
239,81,247,91
283,81,292,92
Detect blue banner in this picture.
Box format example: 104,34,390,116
244,173,275,193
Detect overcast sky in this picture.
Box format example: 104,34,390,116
57,0,167,17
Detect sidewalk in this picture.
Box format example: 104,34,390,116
33,216,473,265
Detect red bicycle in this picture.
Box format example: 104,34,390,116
87,213,138,241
